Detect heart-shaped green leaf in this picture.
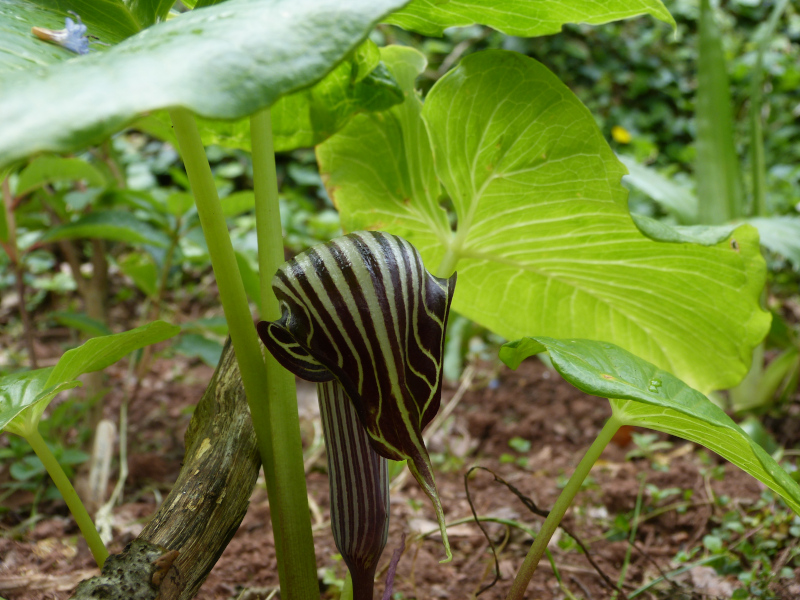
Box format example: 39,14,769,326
0,0,411,170
384,0,674,37
318,47,770,395
499,337,800,516
38,211,170,247
0,320,179,437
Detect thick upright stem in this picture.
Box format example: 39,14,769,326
250,108,318,595
169,108,316,600
26,429,109,567
506,416,622,600
250,109,284,320
435,245,460,279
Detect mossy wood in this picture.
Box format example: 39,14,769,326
70,340,261,599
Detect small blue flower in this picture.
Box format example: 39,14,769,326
32,11,91,55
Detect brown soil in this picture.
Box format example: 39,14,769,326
2,344,799,600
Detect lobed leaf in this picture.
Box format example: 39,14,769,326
0,0,411,170
318,48,770,394
384,0,675,37
499,337,800,516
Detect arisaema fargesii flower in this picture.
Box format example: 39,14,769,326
257,231,456,598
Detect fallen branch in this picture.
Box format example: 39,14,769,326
71,339,262,599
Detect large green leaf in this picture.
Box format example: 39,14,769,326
384,0,674,37
318,48,770,394
0,0,137,79
0,0,411,170
38,210,170,247
1,320,178,437
499,337,800,516
696,0,743,224
15,156,108,197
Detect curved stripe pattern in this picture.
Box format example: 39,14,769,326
257,230,456,561
319,380,389,600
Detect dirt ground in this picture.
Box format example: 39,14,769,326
2,336,800,600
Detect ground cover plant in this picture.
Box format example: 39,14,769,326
1,0,799,598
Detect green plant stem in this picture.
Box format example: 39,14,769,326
506,415,622,600
25,428,109,567
436,244,460,279
170,108,316,599
250,108,318,595
613,475,646,599
250,109,284,318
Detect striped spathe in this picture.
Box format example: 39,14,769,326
257,231,456,562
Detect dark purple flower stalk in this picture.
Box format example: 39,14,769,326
318,379,388,600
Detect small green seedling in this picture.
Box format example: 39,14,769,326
498,337,800,597
0,321,178,566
